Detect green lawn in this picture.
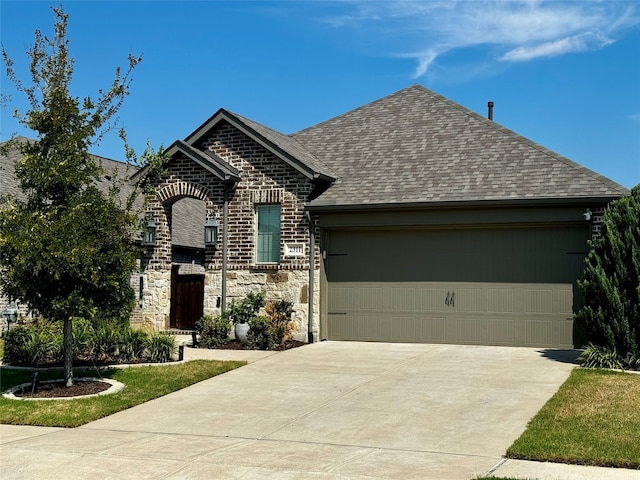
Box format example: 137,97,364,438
0,359,244,427
507,368,640,469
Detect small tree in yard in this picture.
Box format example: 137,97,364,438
0,6,161,386
575,185,640,359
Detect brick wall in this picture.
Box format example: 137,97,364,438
134,121,321,338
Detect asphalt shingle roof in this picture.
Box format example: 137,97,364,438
291,85,628,206
1,137,139,206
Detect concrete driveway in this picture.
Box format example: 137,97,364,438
0,342,577,479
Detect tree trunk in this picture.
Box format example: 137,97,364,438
63,318,74,387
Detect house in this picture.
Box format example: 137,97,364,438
2,85,628,348
132,84,627,348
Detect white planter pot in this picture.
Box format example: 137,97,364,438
235,323,250,344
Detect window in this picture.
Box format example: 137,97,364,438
256,204,281,263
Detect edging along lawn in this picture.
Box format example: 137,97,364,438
0,359,245,427
506,368,640,469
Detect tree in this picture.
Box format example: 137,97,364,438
575,185,640,359
0,5,149,386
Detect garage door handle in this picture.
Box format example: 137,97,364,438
445,292,450,306
450,292,455,307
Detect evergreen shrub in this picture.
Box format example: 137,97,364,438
575,185,640,358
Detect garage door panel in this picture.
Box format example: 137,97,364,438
447,317,483,344
359,288,384,310
525,289,554,314
391,316,417,342
487,318,516,345
557,290,573,314
420,287,448,312
392,288,416,310
329,287,355,311
455,288,482,313
328,314,353,339
526,319,554,346
487,289,515,313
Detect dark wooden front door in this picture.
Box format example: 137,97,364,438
170,266,204,330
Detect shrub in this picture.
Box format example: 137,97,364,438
247,315,275,350
265,299,294,343
118,328,148,362
3,321,62,365
90,324,124,362
144,333,176,363
623,353,640,371
72,317,95,358
2,319,177,365
575,185,640,358
196,315,231,347
3,325,37,364
224,291,266,325
578,343,625,370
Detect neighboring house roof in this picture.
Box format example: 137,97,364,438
290,84,628,208
183,108,336,183
0,136,139,206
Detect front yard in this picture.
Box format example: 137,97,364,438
506,368,640,469
0,359,244,427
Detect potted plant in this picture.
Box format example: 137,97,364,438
224,291,265,344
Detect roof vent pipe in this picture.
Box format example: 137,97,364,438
487,101,494,121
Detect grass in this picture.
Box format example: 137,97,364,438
0,359,245,427
507,368,640,469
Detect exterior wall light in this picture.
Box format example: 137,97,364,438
2,302,18,333
143,216,157,246
204,217,218,246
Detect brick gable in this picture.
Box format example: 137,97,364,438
202,122,314,270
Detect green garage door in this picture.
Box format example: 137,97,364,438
325,225,589,348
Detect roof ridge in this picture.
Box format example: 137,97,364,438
433,91,628,194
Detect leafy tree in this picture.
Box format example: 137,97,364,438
0,5,160,386
575,185,640,358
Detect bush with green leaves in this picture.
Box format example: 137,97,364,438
144,333,176,363
196,315,231,347
3,320,62,365
578,343,625,370
575,185,640,359
3,320,176,365
247,315,276,350
224,291,266,325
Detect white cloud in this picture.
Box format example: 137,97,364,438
324,1,640,77
629,113,640,123
500,32,615,62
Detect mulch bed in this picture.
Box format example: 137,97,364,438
12,380,111,399
203,339,306,351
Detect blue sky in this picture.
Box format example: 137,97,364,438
1,1,639,188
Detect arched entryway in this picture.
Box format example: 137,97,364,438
168,196,207,330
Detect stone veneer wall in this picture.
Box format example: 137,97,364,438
133,120,322,339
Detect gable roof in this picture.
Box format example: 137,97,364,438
290,84,628,208
184,108,336,183
169,140,241,184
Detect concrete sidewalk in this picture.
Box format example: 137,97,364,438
1,342,637,479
